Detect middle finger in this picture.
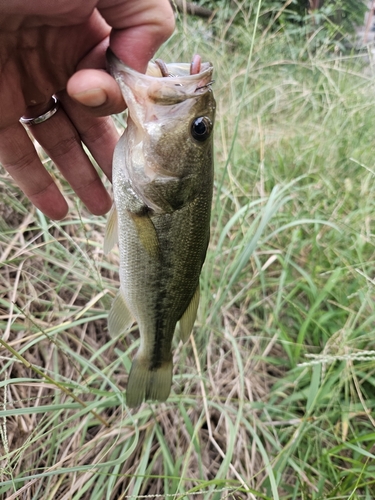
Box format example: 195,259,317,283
58,89,120,182
27,99,113,216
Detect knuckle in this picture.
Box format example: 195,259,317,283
155,7,176,41
46,134,81,160
2,149,37,175
80,118,113,144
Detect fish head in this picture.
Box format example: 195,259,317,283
107,49,216,212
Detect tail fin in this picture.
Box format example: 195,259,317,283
126,357,173,408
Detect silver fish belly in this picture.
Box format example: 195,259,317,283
105,49,216,408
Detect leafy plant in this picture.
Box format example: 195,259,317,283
196,0,367,49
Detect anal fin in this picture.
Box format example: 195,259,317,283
178,285,200,343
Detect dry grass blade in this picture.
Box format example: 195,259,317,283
0,338,110,428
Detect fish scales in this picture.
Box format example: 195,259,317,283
106,49,215,407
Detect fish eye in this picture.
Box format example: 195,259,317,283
191,117,212,142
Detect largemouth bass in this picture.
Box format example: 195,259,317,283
105,49,215,408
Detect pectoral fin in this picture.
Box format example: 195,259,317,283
129,212,160,259
178,286,200,343
104,204,118,254
108,290,134,336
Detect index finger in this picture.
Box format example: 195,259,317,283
97,0,175,72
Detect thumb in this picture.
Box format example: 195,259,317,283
98,0,175,73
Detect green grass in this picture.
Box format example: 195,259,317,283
2,9,375,500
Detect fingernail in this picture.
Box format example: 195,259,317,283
72,88,107,107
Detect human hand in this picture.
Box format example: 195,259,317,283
0,0,175,219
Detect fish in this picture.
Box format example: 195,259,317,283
105,49,216,408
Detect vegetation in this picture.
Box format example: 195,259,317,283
198,0,367,49
2,4,375,498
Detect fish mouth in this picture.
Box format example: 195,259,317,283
106,48,214,105
107,49,215,211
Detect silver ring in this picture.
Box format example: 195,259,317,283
20,96,60,126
